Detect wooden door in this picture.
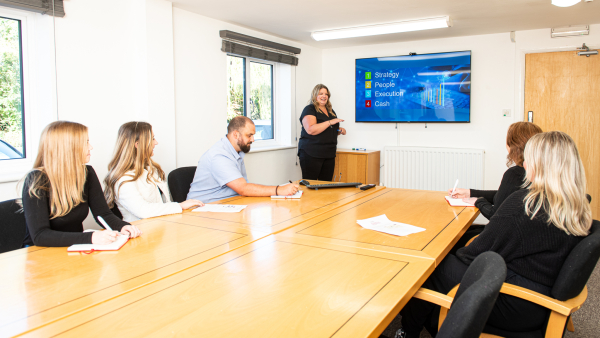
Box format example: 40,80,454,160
525,50,600,218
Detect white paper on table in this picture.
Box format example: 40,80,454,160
192,204,247,213
271,190,303,199
356,214,425,237
445,196,475,207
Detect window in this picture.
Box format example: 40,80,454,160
227,55,274,141
0,16,25,160
0,7,56,183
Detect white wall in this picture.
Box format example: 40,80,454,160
172,8,323,185
322,25,600,190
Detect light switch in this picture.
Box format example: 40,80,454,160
503,109,511,117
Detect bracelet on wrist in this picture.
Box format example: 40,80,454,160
275,185,279,196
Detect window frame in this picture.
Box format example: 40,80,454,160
227,54,289,150
0,7,52,183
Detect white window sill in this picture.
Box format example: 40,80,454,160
0,159,33,183
249,145,296,154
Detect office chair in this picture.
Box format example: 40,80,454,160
416,220,600,338
412,252,506,338
168,166,197,203
110,205,124,220
0,199,27,254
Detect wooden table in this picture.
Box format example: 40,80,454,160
20,236,434,338
278,188,480,265
0,183,385,337
2,186,479,338
0,218,268,338
183,180,385,233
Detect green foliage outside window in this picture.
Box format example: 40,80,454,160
0,18,24,153
227,56,273,123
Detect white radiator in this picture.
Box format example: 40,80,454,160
383,146,484,191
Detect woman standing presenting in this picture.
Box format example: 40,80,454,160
298,84,347,181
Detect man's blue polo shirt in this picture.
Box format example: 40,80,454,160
187,136,247,203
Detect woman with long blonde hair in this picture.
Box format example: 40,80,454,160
21,121,141,247
397,131,592,337
104,122,203,222
297,84,347,181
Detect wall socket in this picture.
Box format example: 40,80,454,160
503,109,512,117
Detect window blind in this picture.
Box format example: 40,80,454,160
0,0,65,17
220,30,300,66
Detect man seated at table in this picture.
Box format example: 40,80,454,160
187,116,298,203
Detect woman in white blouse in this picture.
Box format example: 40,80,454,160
104,122,203,222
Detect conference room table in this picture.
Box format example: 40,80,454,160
1,183,479,338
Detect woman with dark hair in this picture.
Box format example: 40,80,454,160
298,84,347,181
450,121,543,219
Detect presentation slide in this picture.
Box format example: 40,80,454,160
355,51,471,123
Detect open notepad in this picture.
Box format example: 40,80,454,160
271,190,303,199
192,204,247,213
67,232,130,252
445,196,476,207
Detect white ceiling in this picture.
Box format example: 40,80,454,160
171,0,600,49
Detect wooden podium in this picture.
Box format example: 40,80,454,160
333,149,380,185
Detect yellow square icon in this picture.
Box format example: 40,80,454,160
365,81,371,89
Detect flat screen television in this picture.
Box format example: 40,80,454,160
355,51,471,123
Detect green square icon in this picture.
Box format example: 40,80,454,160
365,72,371,80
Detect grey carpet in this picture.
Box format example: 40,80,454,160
381,262,600,338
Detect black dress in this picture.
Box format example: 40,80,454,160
297,104,340,180
22,165,129,247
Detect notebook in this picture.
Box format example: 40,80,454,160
271,190,303,199
67,233,130,252
445,196,476,207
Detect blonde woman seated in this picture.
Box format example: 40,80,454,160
104,122,204,222
398,131,592,337
21,121,141,247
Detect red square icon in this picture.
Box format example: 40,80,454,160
365,100,371,108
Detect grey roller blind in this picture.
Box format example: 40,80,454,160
0,0,65,17
220,30,300,66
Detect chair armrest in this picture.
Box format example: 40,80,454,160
413,287,456,309
499,284,587,316
465,234,479,247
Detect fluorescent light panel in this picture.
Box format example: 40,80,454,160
311,16,451,41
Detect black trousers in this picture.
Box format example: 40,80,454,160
298,149,336,181
400,254,551,338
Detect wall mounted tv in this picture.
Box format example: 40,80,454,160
355,51,471,123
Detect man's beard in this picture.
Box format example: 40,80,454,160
237,138,252,153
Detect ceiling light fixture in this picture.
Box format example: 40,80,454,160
311,16,451,41
552,0,581,7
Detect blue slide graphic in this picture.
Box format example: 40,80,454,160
355,51,471,123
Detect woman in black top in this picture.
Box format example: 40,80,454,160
21,121,141,247
298,84,347,181
397,131,592,337
449,121,542,219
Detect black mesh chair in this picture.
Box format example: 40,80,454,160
168,166,197,203
110,205,124,220
413,252,506,338
0,199,27,254
416,221,600,338
481,220,600,338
